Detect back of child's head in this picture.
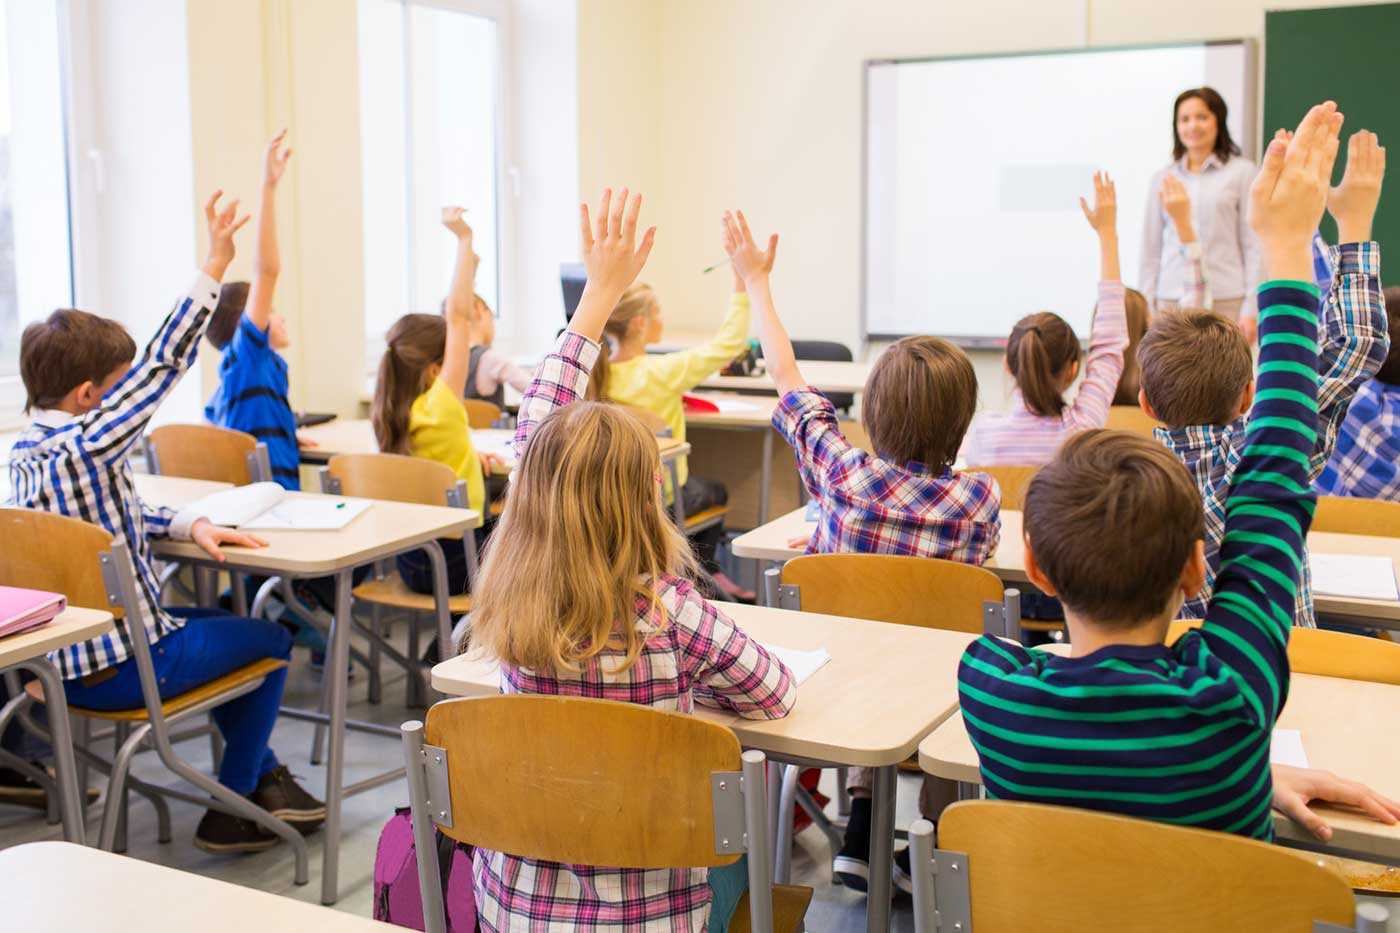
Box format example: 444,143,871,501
468,401,697,673
862,335,977,471
1026,429,1204,626
585,282,657,401
1376,287,1400,386
372,313,446,455
205,281,251,350
20,309,136,413
1006,311,1081,417
1137,308,1252,427
1112,288,1151,406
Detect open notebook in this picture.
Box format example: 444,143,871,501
0,587,66,638
189,482,372,531
1310,553,1400,602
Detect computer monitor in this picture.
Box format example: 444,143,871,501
560,262,587,321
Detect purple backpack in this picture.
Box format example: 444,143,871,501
374,807,478,932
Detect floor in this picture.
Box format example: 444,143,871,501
1,623,1396,932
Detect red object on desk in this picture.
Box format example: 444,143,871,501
0,587,66,638
681,394,720,414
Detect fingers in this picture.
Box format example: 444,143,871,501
736,210,755,246
579,203,594,253
229,213,252,236
595,188,612,243
635,226,657,268
1309,109,1345,184
766,233,779,267
218,197,241,227
721,212,737,254
622,191,642,244
238,532,270,548
1078,196,1093,224
1253,132,1289,201
204,190,222,225
609,187,628,241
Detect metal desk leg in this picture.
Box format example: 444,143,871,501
867,765,897,933
759,429,773,526
21,658,85,845
320,568,354,905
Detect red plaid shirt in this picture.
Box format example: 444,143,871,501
475,330,797,931
774,388,1001,563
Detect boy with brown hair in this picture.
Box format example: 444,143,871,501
1137,127,1387,628
6,192,325,854
956,102,1396,840
721,210,999,892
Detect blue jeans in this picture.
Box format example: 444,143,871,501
62,608,292,794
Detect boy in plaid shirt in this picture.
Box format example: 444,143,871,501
1318,286,1400,499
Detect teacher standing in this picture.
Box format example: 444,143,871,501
1140,87,1260,332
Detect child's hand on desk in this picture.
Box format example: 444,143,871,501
721,210,778,287
786,533,812,549
1271,763,1400,842
190,519,268,563
295,431,319,450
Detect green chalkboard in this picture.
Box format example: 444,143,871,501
1264,3,1399,253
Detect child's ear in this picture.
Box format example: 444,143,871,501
1180,539,1207,600
1022,531,1059,598
1137,387,1161,421
1236,378,1256,417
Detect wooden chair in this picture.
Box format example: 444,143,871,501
1312,495,1400,537
402,695,812,933
0,508,306,880
1105,404,1164,437
463,398,503,429
323,453,479,708
145,423,270,485
966,464,1037,512
909,800,1385,932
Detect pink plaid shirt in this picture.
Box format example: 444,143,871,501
774,389,1001,563
961,280,1129,466
473,330,797,932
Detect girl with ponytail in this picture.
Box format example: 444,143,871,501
962,172,1129,466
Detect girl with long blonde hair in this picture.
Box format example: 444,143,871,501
465,188,796,933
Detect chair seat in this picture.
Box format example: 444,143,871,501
26,658,289,722
730,884,814,933
1321,854,1400,896
353,573,473,613
684,505,729,532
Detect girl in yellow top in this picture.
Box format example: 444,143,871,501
589,254,759,601
371,208,498,595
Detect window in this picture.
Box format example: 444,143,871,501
0,0,75,420
358,0,508,351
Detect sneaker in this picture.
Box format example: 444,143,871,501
249,764,326,832
193,809,279,853
832,796,872,891
893,846,914,896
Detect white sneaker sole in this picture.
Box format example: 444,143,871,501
832,855,870,892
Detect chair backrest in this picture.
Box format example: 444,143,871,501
930,800,1355,933
781,554,1003,634
0,509,121,618
326,453,461,508
146,423,259,485
790,340,855,410
1104,405,1163,437
965,464,1038,512
1312,495,1400,537
1168,620,1400,686
422,695,742,867
462,398,502,430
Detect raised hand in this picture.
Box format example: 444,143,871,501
1328,129,1386,243
721,210,779,285
1159,175,1195,240
1078,171,1117,235
442,206,473,242
263,130,293,188
1249,101,1344,275
202,190,251,281
442,207,479,324
578,187,655,300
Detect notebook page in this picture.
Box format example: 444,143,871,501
1310,553,1399,601
241,498,373,531
1271,729,1309,768
762,644,832,685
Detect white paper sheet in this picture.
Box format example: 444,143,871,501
709,397,762,414
763,644,832,685
1310,553,1400,601
192,482,286,527
241,498,373,531
1271,729,1309,768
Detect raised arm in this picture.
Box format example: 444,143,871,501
1160,174,1211,308
722,210,800,394
439,207,480,399
1200,102,1340,727
1065,172,1128,430
244,131,291,332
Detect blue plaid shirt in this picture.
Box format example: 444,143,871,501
1156,242,1387,628
1317,378,1400,500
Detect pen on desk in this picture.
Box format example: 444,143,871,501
335,502,346,509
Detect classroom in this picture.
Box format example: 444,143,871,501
1,0,1399,930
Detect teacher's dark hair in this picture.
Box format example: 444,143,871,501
1172,87,1241,163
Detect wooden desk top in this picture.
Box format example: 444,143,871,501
732,508,1400,623
132,474,233,510
0,608,114,668
701,360,871,395
299,419,688,468
918,671,1400,862
684,393,779,428
432,602,976,767
1,841,394,931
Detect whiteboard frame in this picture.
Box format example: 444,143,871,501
860,38,1258,347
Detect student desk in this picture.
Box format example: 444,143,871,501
0,607,114,845
918,671,1400,866
684,393,787,528
700,360,871,395
431,602,976,933
734,509,1400,627
140,479,479,905
1,841,395,931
